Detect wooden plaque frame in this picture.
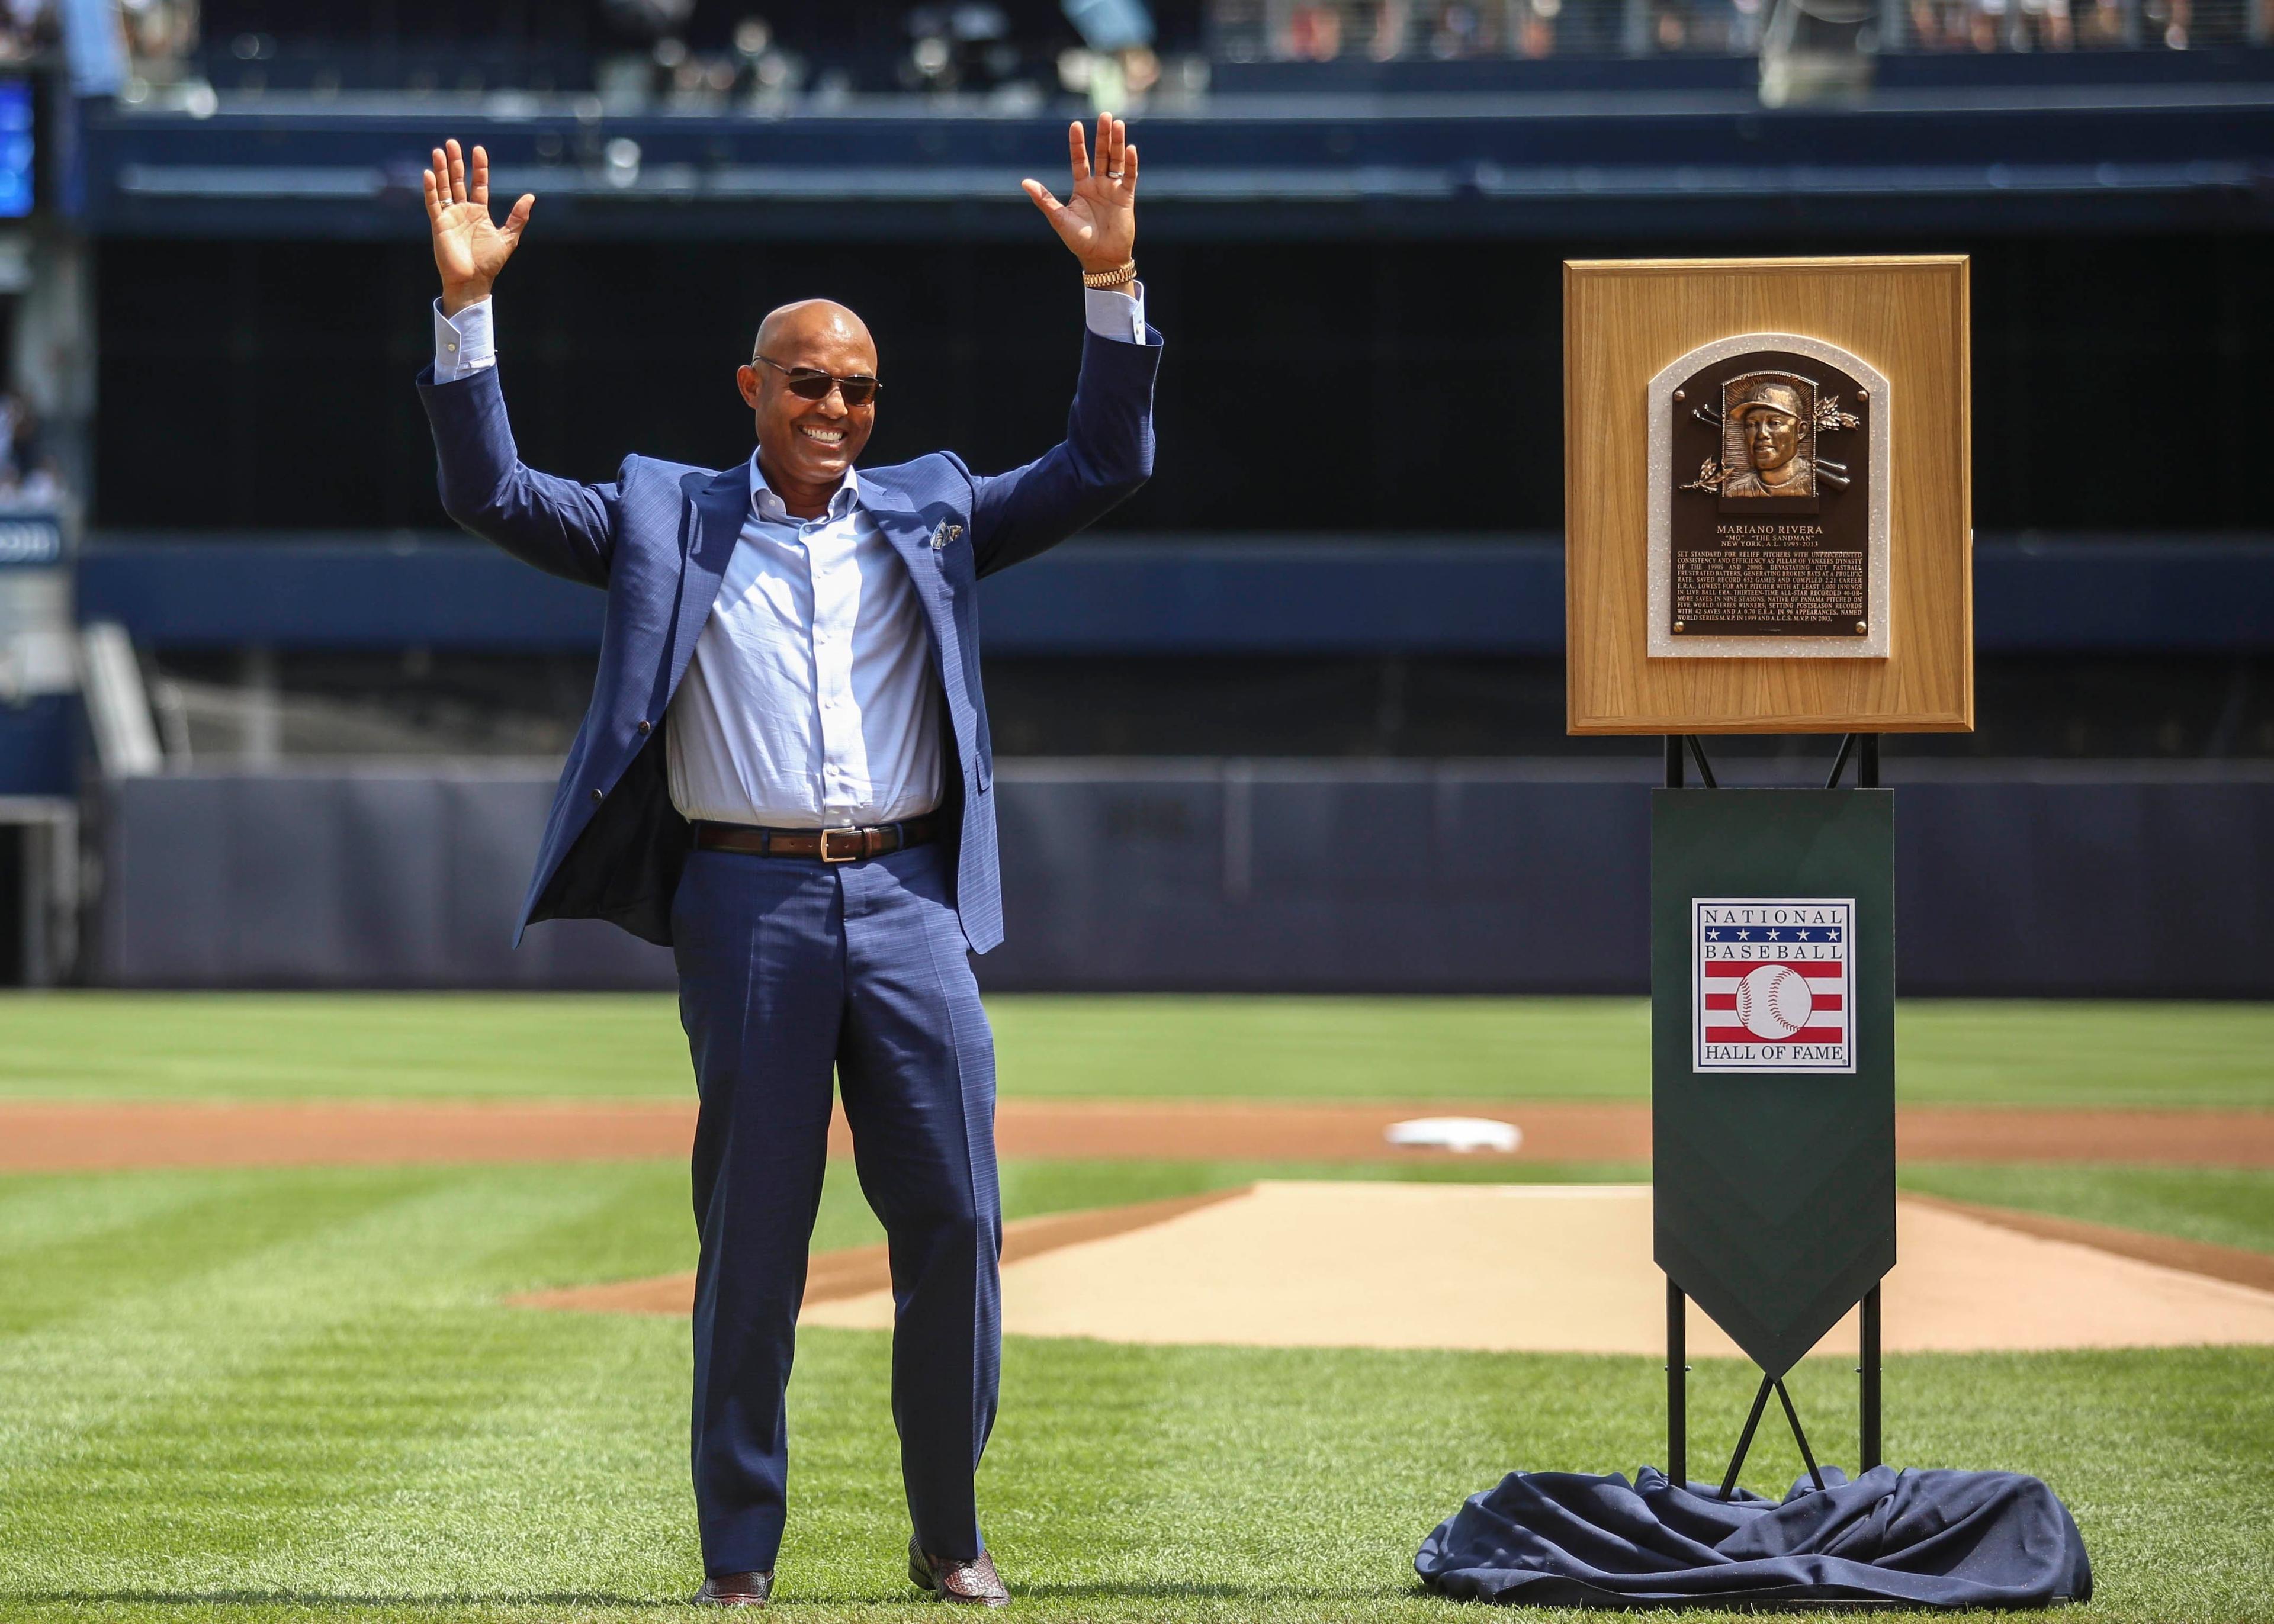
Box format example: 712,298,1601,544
1565,257,1973,735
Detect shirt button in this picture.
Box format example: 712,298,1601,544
446,342,458,351
590,788,604,803
636,719,653,735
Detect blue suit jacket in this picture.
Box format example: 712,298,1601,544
416,324,1161,954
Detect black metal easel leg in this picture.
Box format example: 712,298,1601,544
1664,738,1684,1486
1774,1379,1827,1493
1666,1278,1687,1488
1719,1374,1776,1501
1860,1284,1883,1470
1851,735,1884,1469
1664,738,1684,1488
1825,732,1857,790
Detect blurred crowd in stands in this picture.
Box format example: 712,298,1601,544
102,0,2274,98
1897,0,2225,50
1223,0,2259,56
0,390,60,510
0,0,57,62
118,0,196,63
115,1,1196,108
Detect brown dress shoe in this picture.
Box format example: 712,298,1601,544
908,1538,1010,1606
692,1571,773,1607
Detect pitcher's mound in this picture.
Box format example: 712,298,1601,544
801,1182,2274,1355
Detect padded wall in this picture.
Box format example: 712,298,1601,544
95,761,2273,995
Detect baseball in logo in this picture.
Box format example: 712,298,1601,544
1692,898,1855,1073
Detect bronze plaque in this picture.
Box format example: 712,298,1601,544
1646,333,1891,661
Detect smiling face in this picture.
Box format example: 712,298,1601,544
736,300,878,514
1742,406,1800,472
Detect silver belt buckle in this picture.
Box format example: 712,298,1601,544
817,827,860,863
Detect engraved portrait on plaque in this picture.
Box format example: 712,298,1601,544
1714,377,1817,500
1646,334,1892,661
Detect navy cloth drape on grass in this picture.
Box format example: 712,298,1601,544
1417,1465,2090,1609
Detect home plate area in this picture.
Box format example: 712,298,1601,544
522,1182,2274,1355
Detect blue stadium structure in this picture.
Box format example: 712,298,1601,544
0,0,2263,988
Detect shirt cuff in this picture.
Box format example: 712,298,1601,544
432,296,496,381
1084,281,1146,345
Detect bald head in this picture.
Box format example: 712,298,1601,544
738,298,881,517
753,299,875,368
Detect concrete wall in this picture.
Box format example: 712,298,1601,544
94,759,2274,997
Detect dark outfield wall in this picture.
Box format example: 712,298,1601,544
94,760,2272,996
95,233,2272,537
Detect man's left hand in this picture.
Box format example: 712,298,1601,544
1022,114,1137,275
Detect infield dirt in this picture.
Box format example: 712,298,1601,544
515,1182,2274,1356
5,1098,2272,1172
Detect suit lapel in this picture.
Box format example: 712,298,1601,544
857,466,968,705
855,466,934,581
665,464,750,700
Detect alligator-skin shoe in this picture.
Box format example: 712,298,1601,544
692,1571,773,1607
908,1538,1010,1606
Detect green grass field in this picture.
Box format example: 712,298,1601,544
4,992,2272,1108
3,994,2272,1622
1,1159,2270,1623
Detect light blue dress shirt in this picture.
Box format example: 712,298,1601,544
432,284,1148,828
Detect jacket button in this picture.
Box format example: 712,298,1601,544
636,719,653,735
591,788,605,803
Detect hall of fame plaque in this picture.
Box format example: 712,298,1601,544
1647,333,1892,660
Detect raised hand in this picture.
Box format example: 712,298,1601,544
423,139,535,316
1020,114,1137,275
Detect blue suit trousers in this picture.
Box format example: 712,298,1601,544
671,841,1002,1577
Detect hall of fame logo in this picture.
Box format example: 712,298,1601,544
1692,898,1855,1074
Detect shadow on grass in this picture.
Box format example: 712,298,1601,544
12,1593,668,1610
13,1579,1402,1608
1008,1578,1409,1602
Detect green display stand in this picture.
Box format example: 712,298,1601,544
1560,261,1972,1495
1650,740,1896,1493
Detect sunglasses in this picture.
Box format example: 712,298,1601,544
751,355,881,408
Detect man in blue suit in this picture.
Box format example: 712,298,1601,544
416,124,1160,1608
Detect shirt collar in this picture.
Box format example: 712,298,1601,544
748,451,860,525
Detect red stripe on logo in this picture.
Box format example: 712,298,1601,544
1703,993,1839,1012
1703,1027,1846,1044
1700,960,1846,977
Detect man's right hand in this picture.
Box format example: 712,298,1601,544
424,139,534,316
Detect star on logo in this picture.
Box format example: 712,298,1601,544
1706,929,1721,940
1766,930,1781,940
1737,930,1751,941
1794,929,1810,941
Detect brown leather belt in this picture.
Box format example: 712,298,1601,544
691,815,938,864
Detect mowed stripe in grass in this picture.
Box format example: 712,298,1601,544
1899,1164,2274,1257
0,993,690,1102
3,992,2272,1108
0,1160,2271,1623
0,1165,697,1607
